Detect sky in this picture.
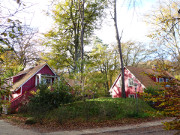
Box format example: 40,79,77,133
95,0,157,44
1,0,158,44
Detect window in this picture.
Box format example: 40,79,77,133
165,78,170,87
128,78,134,86
128,94,135,98
165,78,169,82
159,78,164,82
46,78,51,84
42,78,52,85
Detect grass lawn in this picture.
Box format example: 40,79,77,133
1,97,164,131
30,97,157,123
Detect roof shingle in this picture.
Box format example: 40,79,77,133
11,63,47,91
126,66,174,88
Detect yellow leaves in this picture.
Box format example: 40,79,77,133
163,120,180,130
30,89,40,95
171,2,178,10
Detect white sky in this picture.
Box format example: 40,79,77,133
1,0,159,44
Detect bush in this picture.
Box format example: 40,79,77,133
144,86,161,96
142,80,180,130
143,86,162,108
27,78,74,117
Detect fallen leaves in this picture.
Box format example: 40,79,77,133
1,114,168,133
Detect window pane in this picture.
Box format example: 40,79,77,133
159,78,164,82
128,78,133,86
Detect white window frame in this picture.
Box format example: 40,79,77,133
42,77,52,85
35,75,38,86
128,78,134,87
159,78,164,82
46,78,52,84
128,94,135,98
165,78,169,82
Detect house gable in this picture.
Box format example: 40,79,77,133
11,63,57,92
8,63,59,112
109,67,146,91
109,66,175,98
37,64,56,75
125,67,146,88
110,67,145,98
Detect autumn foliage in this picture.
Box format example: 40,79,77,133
143,79,180,130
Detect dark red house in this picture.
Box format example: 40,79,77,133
5,63,59,112
109,66,175,98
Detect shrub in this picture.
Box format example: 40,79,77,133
143,86,162,108
27,78,74,118
142,80,180,130
52,79,74,104
144,86,161,96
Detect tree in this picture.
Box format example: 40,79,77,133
43,0,107,74
0,0,39,71
145,0,180,73
0,48,12,114
121,41,148,67
0,0,23,90
1,19,39,69
112,0,126,98
0,0,38,111
0,0,27,44
79,0,85,96
87,37,120,96
143,78,180,130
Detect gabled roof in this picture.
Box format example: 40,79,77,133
10,63,57,92
126,66,175,88
13,68,33,77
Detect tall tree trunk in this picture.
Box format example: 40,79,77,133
70,0,80,73
104,65,109,96
113,0,126,98
79,0,85,98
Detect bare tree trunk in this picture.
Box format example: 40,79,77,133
113,0,126,98
79,0,85,99
70,0,80,73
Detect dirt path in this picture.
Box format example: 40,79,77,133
0,118,178,135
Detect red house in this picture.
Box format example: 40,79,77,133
5,63,59,112
109,66,175,98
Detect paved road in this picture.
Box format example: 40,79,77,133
0,120,41,135
85,125,178,135
0,118,179,135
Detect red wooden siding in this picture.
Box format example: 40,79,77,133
110,68,144,98
10,64,57,112
13,74,25,83
37,65,55,75
151,76,156,82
